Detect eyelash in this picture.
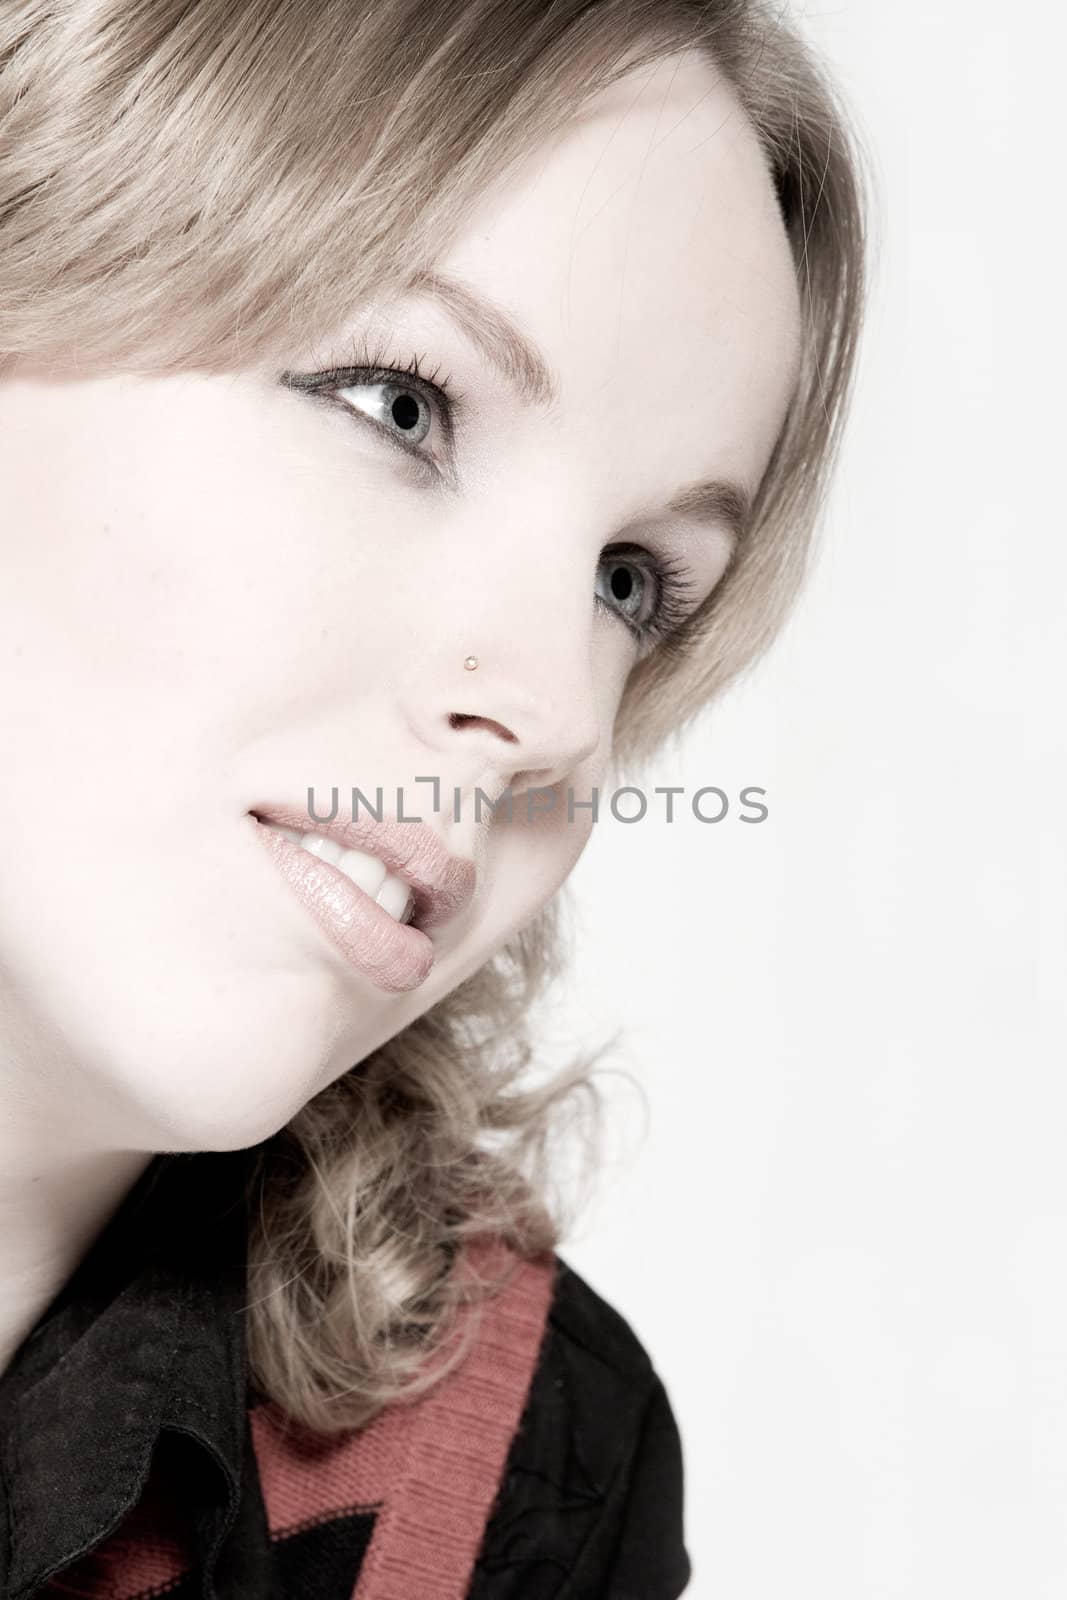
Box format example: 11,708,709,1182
283,343,703,652
596,545,701,656
283,339,463,462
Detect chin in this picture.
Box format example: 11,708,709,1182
69,960,360,1154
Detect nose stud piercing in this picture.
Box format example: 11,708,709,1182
463,655,479,671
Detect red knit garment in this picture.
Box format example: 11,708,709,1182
37,1239,556,1600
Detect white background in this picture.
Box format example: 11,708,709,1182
547,3,1065,1594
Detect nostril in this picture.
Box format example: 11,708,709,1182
448,712,519,742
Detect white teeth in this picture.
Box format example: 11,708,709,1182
335,846,386,899
299,833,343,866
375,871,415,924
262,821,415,925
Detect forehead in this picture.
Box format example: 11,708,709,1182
438,48,802,490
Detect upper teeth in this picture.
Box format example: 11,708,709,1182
264,823,416,925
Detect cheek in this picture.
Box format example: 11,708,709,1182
1,391,400,770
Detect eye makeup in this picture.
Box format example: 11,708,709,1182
280,339,712,652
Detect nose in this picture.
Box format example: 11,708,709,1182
397,600,602,793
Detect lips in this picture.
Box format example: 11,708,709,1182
248,801,476,934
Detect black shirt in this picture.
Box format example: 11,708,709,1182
0,1146,691,1598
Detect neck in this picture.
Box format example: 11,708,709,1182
0,990,151,1379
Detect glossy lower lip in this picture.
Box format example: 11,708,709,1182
250,815,436,993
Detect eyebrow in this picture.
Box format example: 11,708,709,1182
407,268,559,409
664,477,753,544
404,269,753,541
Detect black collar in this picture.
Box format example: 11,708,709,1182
0,1146,264,1600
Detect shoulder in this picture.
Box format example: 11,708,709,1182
546,1253,661,1377
466,1253,691,1599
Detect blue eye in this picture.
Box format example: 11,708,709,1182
280,348,458,474
333,377,435,448
595,544,701,653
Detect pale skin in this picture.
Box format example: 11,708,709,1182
0,50,801,1375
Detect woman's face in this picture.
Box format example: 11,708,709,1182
0,51,800,1151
